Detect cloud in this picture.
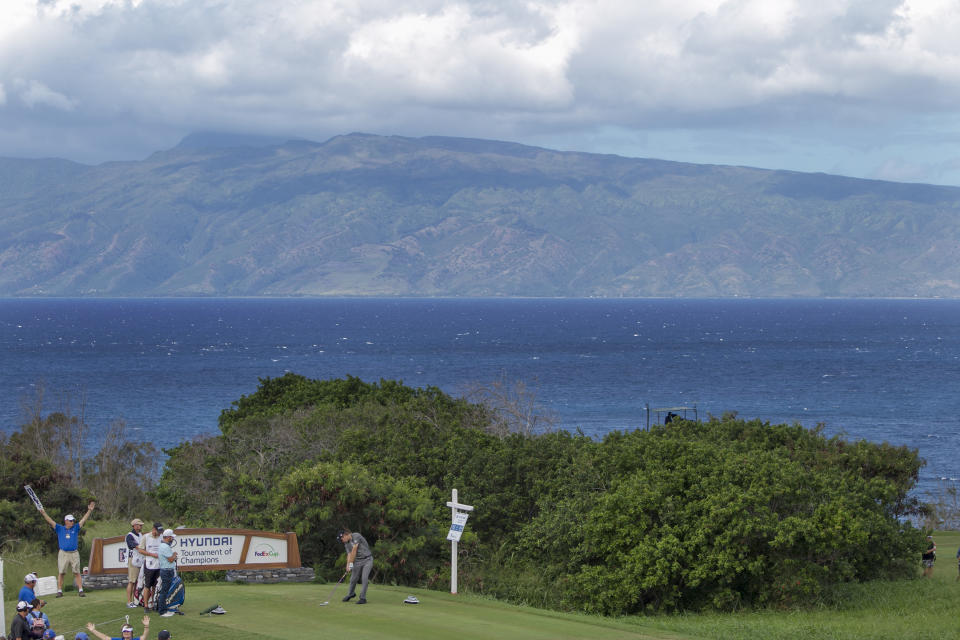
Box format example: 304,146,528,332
0,0,959,183
16,79,78,110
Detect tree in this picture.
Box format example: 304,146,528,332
522,417,926,613
271,461,442,583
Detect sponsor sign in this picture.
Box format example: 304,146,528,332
88,529,301,574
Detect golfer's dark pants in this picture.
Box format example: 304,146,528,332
157,568,175,613
347,556,373,599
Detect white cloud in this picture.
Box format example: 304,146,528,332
0,0,959,183
16,79,78,111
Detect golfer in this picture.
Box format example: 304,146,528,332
39,500,95,597
338,528,373,604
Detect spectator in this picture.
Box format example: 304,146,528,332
25,600,50,631
38,501,95,597
18,574,38,603
922,535,936,578
85,615,150,640
10,601,32,640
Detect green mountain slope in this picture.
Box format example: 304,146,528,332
2,133,959,297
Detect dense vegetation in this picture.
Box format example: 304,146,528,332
146,373,927,614
1,394,159,555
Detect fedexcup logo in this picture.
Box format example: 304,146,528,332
253,542,280,558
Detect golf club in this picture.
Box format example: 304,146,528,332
318,572,348,606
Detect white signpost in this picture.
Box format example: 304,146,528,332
445,488,474,595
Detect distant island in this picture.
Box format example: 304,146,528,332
2,132,959,297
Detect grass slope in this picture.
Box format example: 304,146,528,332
636,531,960,640
13,583,693,640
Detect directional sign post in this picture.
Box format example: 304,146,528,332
445,488,474,595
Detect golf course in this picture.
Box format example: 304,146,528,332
13,582,687,640
4,527,959,639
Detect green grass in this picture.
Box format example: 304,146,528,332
629,531,960,640
6,529,959,639
13,582,691,640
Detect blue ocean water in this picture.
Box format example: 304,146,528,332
1,298,958,494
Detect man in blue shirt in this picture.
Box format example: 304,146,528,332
18,573,38,604
156,529,178,617
39,501,95,597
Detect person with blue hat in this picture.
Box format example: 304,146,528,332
75,633,90,640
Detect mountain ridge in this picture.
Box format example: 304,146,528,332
1,132,958,297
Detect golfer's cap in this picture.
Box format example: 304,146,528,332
75,633,90,640
43,630,56,639
64,514,75,521
131,518,144,526
162,528,175,537
16,600,31,611
153,522,163,530
337,529,346,539
158,631,171,640
25,572,37,583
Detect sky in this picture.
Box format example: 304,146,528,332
2,0,960,185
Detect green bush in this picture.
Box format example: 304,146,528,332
524,418,925,614
271,460,443,583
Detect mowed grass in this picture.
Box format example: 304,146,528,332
7,526,957,639
632,531,960,640
14,582,694,640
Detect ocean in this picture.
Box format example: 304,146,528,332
1,297,957,495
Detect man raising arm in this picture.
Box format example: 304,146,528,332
39,500,95,597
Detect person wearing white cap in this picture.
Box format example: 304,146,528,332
10,601,32,640
39,500,95,597
18,573,38,603
85,614,150,640
155,529,178,617
126,518,145,607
